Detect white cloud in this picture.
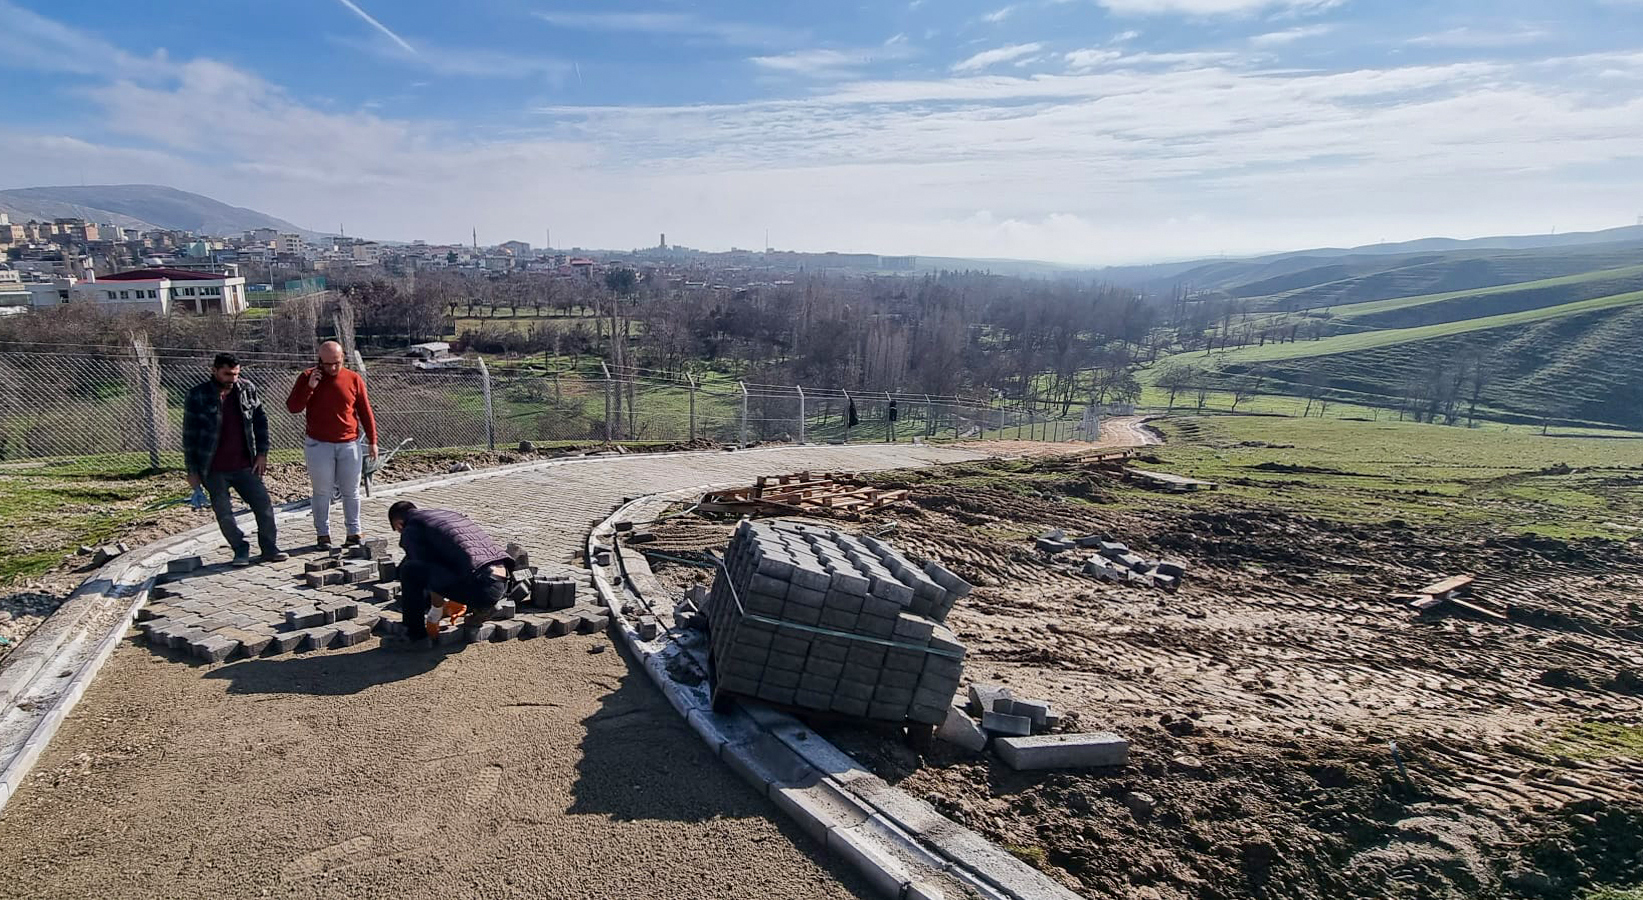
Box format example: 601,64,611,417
332,35,572,80
1065,48,1253,71
8,8,1643,264
751,49,869,75
1096,0,1341,16
983,5,1018,23
1111,30,1142,43
1250,24,1335,45
953,43,1045,72
1065,49,1124,70
533,11,800,47
1407,27,1550,48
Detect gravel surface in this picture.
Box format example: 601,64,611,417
0,635,874,900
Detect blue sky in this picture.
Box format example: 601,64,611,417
2,0,1641,264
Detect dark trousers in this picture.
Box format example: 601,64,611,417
399,558,506,638
204,467,279,556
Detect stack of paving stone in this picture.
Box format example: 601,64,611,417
707,520,973,725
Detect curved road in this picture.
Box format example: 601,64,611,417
0,425,1149,899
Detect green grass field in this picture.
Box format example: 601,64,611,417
1130,416,1643,539
1319,264,1643,326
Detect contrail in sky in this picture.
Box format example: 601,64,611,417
574,62,583,86
335,0,416,54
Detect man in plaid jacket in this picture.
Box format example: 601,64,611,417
182,353,287,566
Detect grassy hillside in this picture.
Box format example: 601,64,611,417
1240,246,1643,312
1163,287,1643,369
1242,304,1643,429
1325,265,1643,332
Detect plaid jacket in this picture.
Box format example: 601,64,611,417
182,378,270,477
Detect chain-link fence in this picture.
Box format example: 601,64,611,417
0,346,1088,474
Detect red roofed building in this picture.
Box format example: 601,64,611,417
71,266,248,315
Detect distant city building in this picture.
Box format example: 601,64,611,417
880,255,917,271
73,266,248,315
499,240,531,257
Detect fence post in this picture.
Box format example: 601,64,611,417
351,349,368,389
129,333,164,470
477,355,495,451
738,381,749,448
688,374,698,443
923,394,933,439
884,391,893,443
795,385,806,445
843,391,852,444
600,361,614,442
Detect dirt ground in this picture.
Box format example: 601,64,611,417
640,457,1643,900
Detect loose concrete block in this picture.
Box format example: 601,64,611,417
992,733,1129,770
927,625,964,658
303,626,340,651
268,630,307,654
506,581,530,604
285,607,325,629
490,619,525,641
515,615,548,638
637,616,660,641
982,711,1032,736
191,633,239,663
577,612,611,633
909,703,949,726
436,624,465,646
335,621,374,646
505,542,530,568
305,560,339,574
224,629,274,657
320,600,359,622
1156,558,1187,579
377,560,398,581
1152,573,1179,592
167,556,202,575
466,622,498,643
493,599,516,620
369,583,400,602
551,581,576,609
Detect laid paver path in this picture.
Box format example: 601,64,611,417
0,444,997,900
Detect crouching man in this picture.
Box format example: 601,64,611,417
385,500,513,649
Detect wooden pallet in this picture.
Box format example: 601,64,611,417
1124,468,1218,492
699,473,909,517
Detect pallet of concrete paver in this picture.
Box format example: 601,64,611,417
704,519,972,725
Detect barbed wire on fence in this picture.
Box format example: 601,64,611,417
0,346,1094,474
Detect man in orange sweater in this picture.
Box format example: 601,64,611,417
286,341,379,546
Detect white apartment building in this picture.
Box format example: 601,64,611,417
72,266,248,315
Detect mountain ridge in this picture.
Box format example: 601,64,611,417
0,184,321,240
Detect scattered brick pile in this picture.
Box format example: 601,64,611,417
1035,530,1187,591
139,540,608,662
707,520,973,724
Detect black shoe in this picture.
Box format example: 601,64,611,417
344,534,363,547
260,550,290,563
231,549,252,567
316,535,332,549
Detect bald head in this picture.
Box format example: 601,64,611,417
316,341,345,378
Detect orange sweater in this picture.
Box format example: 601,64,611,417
286,368,378,445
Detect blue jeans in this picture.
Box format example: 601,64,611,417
204,467,279,556
303,437,363,537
